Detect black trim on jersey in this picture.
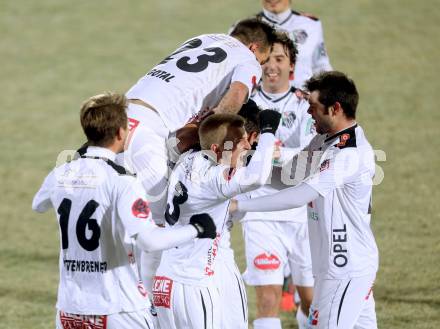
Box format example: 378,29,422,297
257,10,294,26
200,291,207,329
80,155,135,176
324,124,358,149
234,272,247,322
258,86,296,103
144,318,151,329
207,288,214,328
337,280,352,326
77,143,88,156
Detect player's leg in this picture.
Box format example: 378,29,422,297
308,275,376,329
286,221,314,329
242,220,287,329
215,254,248,329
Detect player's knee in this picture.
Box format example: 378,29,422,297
256,289,280,315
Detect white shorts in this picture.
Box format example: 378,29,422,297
56,309,154,329
242,220,314,287
214,251,248,329
153,277,221,329
308,274,377,329
117,103,170,221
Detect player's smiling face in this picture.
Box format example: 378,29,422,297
220,131,251,169
262,0,290,14
262,42,293,93
307,91,333,134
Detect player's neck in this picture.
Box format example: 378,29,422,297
262,84,291,98
328,120,357,137
263,8,291,23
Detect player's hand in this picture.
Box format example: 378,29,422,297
259,109,281,134
189,213,217,239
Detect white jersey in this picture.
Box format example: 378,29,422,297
32,147,157,315
242,87,315,222
257,8,332,88
126,34,261,132
303,124,379,279
155,133,275,287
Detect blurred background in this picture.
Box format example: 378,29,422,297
1,0,439,328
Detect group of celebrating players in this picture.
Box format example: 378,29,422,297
32,1,379,329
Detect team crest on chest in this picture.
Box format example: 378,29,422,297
282,111,296,128
292,29,308,44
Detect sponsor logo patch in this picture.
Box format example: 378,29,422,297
152,276,173,308
131,198,150,219
336,133,350,147
254,253,281,270
59,311,107,329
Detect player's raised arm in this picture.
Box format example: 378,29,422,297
204,110,281,199
213,81,251,115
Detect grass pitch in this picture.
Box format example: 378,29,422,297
1,0,439,328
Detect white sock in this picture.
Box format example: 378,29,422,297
296,307,309,329
253,317,282,329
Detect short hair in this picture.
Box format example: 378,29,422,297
230,18,278,52
274,31,298,65
238,99,261,134
199,114,245,150
305,71,359,119
80,92,128,147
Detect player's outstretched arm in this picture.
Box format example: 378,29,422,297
135,213,217,252
213,81,249,115
232,182,319,214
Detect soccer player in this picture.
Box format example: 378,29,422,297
252,0,333,88
32,93,217,329
241,33,315,329
231,71,379,329
152,110,281,329
120,18,278,219
213,99,262,329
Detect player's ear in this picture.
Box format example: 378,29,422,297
333,102,342,115
248,42,258,54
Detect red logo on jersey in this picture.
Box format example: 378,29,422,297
254,253,281,270
308,308,319,326
252,75,257,86
138,281,148,298
152,276,173,308
131,198,150,219
59,311,107,329
320,159,330,172
128,118,140,132
336,133,350,147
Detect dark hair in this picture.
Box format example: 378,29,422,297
80,92,128,146
199,114,245,150
305,71,359,119
230,18,278,52
274,31,298,65
238,99,261,134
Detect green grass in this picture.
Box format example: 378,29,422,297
1,0,439,328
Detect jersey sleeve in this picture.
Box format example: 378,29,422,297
32,170,55,213
116,177,157,238
231,60,262,100
209,132,275,199
312,21,332,73
304,148,360,197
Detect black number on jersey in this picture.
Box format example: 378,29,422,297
159,38,203,65
176,47,227,73
165,181,188,226
57,198,101,251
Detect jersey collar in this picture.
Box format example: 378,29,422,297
85,146,117,161
259,86,295,103
324,123,358,144
262,8,293,25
